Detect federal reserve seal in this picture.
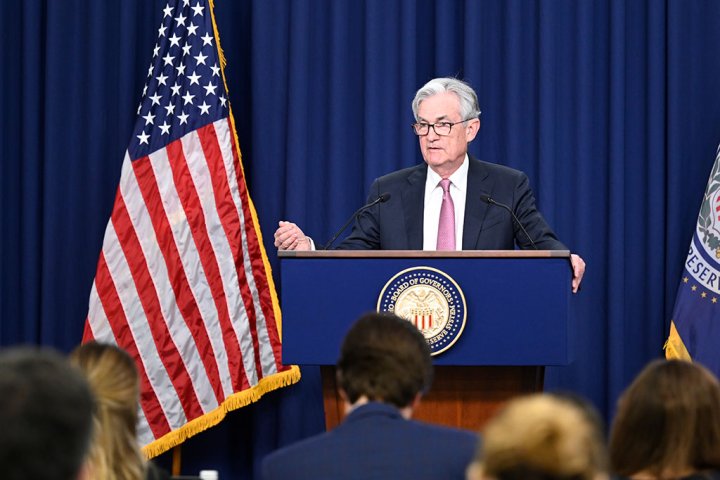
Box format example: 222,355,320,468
377,267,467,356
698,154,720,260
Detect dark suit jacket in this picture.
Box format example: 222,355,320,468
261,402,478,480
337,157,567,250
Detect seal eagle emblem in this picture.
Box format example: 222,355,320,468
377,267,467,356
698,156,720,259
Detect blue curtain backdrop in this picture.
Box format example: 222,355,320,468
3,0,720,478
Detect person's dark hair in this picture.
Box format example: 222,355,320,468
0,347,95,480
609,359,720,478
336,312,433,408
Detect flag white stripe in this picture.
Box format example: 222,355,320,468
181,129,258,385
87,280,115,342
101,201,186,428
215,119,277,376
120,153,219,413
148,145,236,397
88,281,156,446
137,410,154,446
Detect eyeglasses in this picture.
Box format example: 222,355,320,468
411,119,473,136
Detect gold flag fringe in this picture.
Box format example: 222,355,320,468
208,0,227,69
142,365,301,458
664,321,692,361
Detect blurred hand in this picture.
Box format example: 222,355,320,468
274,221,311,251
570,253,586,293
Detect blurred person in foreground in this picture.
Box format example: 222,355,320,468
70,342,169,480
609,359,720,480
261,311,478,480
0,347,95,480
467,393,608,480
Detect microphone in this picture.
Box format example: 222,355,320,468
322,193,391,250
480,194,538,250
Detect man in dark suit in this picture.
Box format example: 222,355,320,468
275,77,585,292
261,312,478,480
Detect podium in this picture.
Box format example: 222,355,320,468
279,250,573,431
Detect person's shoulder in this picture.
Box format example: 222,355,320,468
406,419,478,447
411,419,477,437
375,163,427,182
261,432,336,480
470,157,527,180
262,431,334,467
265,433,330,458
401,421,479,471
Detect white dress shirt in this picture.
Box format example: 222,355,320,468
423,155,469,250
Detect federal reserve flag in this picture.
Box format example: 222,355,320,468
83,0,299,456
666,144,720,374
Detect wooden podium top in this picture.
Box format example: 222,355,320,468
278,249,570,259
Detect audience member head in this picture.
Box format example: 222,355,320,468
0,347,95,480
70,342,146,480
336,311,433,410
468,393,608,480
609,359,720,479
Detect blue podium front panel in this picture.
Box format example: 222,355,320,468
279,253,572,366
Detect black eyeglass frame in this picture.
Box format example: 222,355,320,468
410,118,476,136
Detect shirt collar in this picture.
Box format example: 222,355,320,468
426,154,469,192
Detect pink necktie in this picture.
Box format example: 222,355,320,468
436,178,455,250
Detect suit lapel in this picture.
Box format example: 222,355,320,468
402,165,426,250
462,157,494,249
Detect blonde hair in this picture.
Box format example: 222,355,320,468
70,342,145,480
469,394,607,480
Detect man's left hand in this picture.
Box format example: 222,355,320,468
570,254,585,294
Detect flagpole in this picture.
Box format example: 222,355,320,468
172,445,182,476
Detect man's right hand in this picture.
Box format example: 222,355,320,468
274,221,311,251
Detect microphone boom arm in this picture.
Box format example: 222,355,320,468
480,195,538,250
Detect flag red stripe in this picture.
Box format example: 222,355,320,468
94,251,171,437
227,120,284,369
111,190,204,420
197,124,263,380
165,139,250,391
82,316,95,342
132,155,226,403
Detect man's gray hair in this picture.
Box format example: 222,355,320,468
411,77,482,121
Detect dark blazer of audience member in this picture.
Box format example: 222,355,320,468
71,342,168,480
609,359,720,480
262,312,478,480
467,393,608,480
0,347,95,480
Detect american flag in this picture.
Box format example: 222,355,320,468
84,0,299,456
